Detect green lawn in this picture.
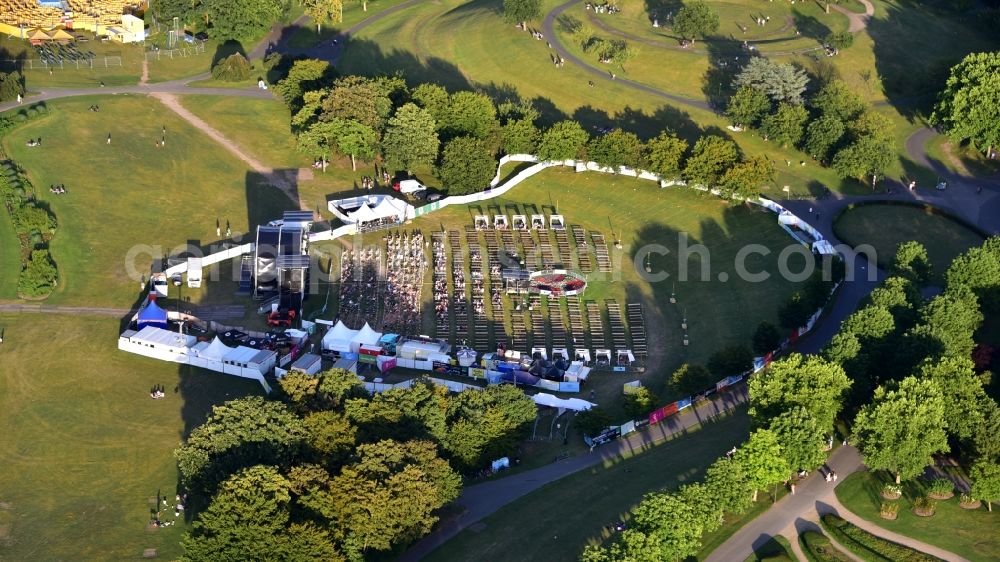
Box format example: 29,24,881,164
424,406,751,562
835,471,1000,562
924,135,1000,179
832,203,984,282
0,314,263,560
0,95,294,306
1,35,144,89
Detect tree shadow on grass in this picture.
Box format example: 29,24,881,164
210,40,248,68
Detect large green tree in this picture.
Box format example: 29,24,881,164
725,85,770,129
892,241,932,284
704,456,754,514
733,57,809,105
500,119,540,155
442,91,499,140
304,0,342,32
734,429,790,501
853,377,949,484
748,353,851,431
971,459,1000,511
761,102,809,147
917,356,986,441
275,59,334,114
587,129,644,171
683,134,738,186
206,0,286,40
719,155,775,199
812,80,865,122
322,75,395,133
672,0,719,43
804,115,846,163
630,491,709,560
643,131,688,178
438,136,497,195
932,51,1000,157
670,363,714,396
180,465,341,562
503,0,542,26
382,103,440,175
537,120,589,161
175,397,306,493
769,407,828,472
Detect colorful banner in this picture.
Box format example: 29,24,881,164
676,398,692,411
468,367,487,379
558,381,580,393
432,361,465,377
377,357,396,373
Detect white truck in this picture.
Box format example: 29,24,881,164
186,257,203,288
393,179,427,194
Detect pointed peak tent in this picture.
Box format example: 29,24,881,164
351,322,383,347
196,336,235,361
137,298,168,330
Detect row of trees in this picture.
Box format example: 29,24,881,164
584,352,852,561
726,59,895,189
150,0,348,39
275,62,778,197
177,369,537,561
821,238,1000,501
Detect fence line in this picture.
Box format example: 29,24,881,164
5,56,123,70
145,43,206,61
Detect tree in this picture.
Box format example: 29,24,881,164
825,31,854,50
945,242,1000,308
734,429,790,501
304,0,342,32
917,356,986,441
974,398,1000,461
536,120,589,161
206,0,286,41
174,397,306,493
832,135,894,190
970,459,1000,511
438,136,496,195
382,103,440,175
181,465,342,562
211,53,251,81
607,39,638,71
918,288,983,359
0,71,25,102
275,59,334,113
631,491,709,560
705,456,754,514
442,91,499,140
683,134,738,186
752,321,781,355
624,386,660,418
671,363,714,395
853,377,949,484
672,0,719,43
760,102,808,147
778,291,812,329
503,0,541,27
932,51,1000,158
330,118,378,171
813,80,865,122
769,407,827,472
443,383,536,468
296,120,338,171
576,407,612,436
804,115,846,163
892,241,932,284
719,155,775,199
302,410,357,466
18,249,58,297
748,353,851,431
841,305,895,341
500,119,540,155
643,131,688,178
322,75,395,133
733,57,809,105
707,345,753,378
586,129,644,171
411,83,451,126
725,86,770,128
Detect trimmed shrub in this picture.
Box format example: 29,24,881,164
927,478,954,499
17,248,58,297
913,496,936,516
211,53,252,82
820,514,943,562
800,530,853,562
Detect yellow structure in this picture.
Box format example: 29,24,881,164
0,0,146,41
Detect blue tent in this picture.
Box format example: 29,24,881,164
137,299,168,329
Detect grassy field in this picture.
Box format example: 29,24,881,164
0,314,263,560
178,95,302,167
1,35,144,89
0,95,294,307
835,471,1000,562
424,406,751,562
833,203,984,282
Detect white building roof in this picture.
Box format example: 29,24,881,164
128,326,195,349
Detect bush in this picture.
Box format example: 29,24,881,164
14,113,26,122
927,478,954,496
670,363,714,395
707,344,753,378
211,53,252,82
33,103,47,113
576,408,612,437
826,31,854,50
25,108,37,118
881,483,902,498
17,248,58,297
779,291,814,329
820,514,944,562
753,321,782,354
913,496,937,516
879,501,899,518
800,530,853,562
623,386,659,418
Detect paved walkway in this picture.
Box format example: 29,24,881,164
707,446,969,562
830,0,875,33
399,385,750,561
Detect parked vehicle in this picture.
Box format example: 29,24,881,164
393,179,427,194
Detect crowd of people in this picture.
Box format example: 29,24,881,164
339,247,381,328
381,230,426,335
149,384,166,399
586,2,621,14
432,234,449,328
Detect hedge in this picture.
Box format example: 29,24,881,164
819,514,944,562
800,530,853,562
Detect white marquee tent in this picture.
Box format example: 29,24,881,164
322,320,360,353
351,322,383,350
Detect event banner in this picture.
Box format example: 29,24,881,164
468,367,487,379
432,361,466,377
